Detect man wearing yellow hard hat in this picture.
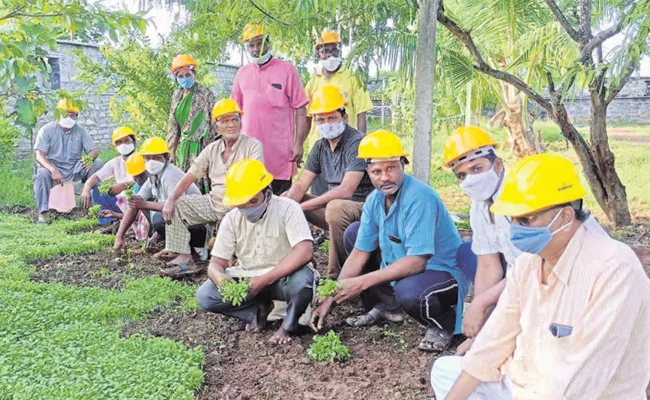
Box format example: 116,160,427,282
197,159,316,345
310,130,470,353
305,30,374,148
167,54,217,183
231,23,309,194
33,98,102,223
80,126,138,225
113,138,205,274
432,153,650,400
161,99,263,276
283,84,374,279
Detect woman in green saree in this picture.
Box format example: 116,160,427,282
166,54,217,193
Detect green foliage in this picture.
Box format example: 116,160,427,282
318,239,329,253
0,213,203,398
307,330,351,361
81,154,93,166
123,186,134,201
0,157,34,207
218,278,251,306
0,0,145,134
316,278,338,299
87,205,101,219
98,179,114,196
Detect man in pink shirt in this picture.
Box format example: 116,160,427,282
231,23,309,195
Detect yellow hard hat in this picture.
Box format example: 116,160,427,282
212,99,243,122
125,152,146,176
223,159,274,207
171,54,197,73
357,130,408,160
490,153,587,217
307,84,347,116
112,126,136,145
443,126,498,168
242,23,265,42
315,30,341,50
56,98,79,113
139,137,170,156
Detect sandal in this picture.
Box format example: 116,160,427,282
418,326,453,352
159,262,202,279
345,307,406,327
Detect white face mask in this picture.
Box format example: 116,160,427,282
316,120,345,140
145,160,165,176
59,116,77,129
459,165,501,201
250,50,273,65
116,143,135,156
319,57,341,72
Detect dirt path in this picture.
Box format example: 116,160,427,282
604,127,650,144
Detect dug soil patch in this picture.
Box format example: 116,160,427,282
31,250,169,289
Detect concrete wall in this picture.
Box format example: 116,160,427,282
14,41,239,157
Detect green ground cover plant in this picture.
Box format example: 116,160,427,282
316,279,338,299
307,330,351,361
0,213,204,399
218,279,251,307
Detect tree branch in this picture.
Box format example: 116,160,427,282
248,0,289,27
579,20,624,63
580,0,592,40
436,10,554,114
13,13,64,18
542,0,580,42
605,61,635,105
0,5,26,21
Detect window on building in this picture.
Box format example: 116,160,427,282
48,57,61,90
644,80,650,97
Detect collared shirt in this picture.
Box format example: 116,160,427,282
95,156,134,185
187,135,263,217
463,223,650,399
355,174,469,333
304,126,373,202
34,121,97,182
212,195,313,277
470,176,521,267
231,58,310,180
138,162,200,202
304,68,374,147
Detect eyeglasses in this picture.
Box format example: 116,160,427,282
507,207,557,227
317,47,341,57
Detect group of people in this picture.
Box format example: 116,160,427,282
32,22,649,399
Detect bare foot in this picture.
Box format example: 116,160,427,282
152,249,171,259
245,301,274,333
269,327,293,345
167,253,193,265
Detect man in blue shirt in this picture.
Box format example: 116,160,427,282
310,130,469,352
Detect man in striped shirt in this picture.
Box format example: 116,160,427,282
432,153,650,400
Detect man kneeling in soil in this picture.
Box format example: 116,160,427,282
310,131,470,352
197,159,315,344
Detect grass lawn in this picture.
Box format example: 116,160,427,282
0,214,203,399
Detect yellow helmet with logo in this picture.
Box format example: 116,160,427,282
212,99,243,122
443,126,498,168
171,54,197,73
490,153,587,217
307,84,347,116
242,23,265,42
223,159,274,207
112,126,136,145
125,152,146,176
56,98,80,113
315,30,341,50
139,137,169,156
357,130,408,160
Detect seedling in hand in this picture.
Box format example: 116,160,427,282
316,279,338,299
307,330,351,361
88,205,101,219
123,186,134,201
98,179,114,196
218,278,251,307
81,155,93,168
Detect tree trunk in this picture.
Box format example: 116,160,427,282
412,0,439,182
549,100,631,226
500,82,540,158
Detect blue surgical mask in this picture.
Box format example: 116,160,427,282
178,77,195,89
509,209,572,254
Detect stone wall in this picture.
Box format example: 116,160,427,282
562,96,650,124
14,41,239,157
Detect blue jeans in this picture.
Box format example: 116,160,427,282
455,241,507,283
91,184,122,225
343,221,459,332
